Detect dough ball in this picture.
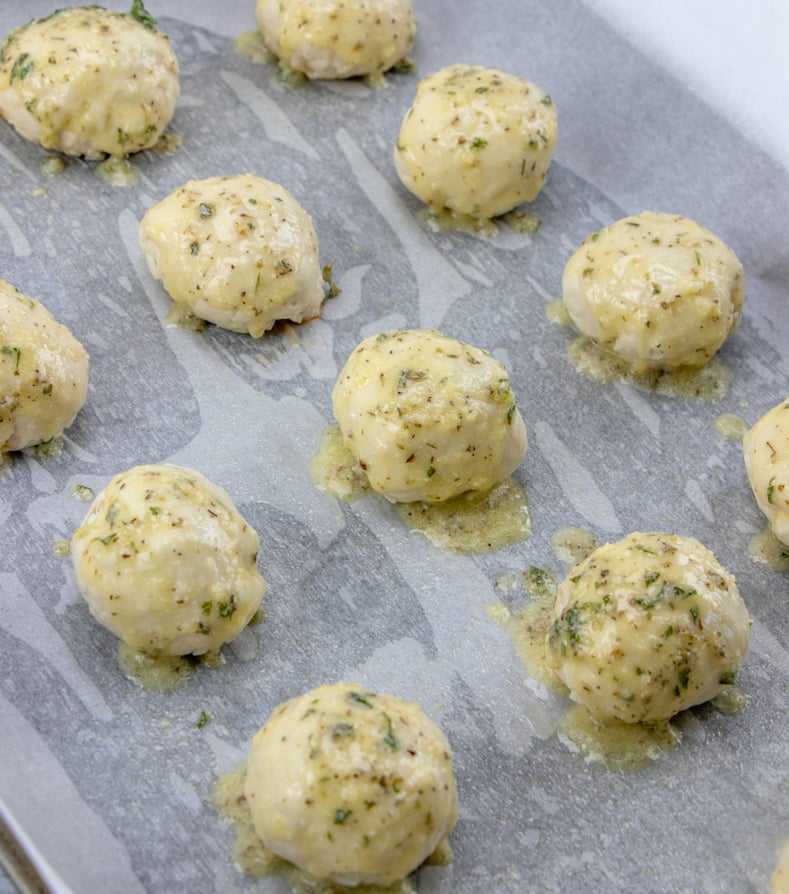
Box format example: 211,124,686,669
256,0,415,80
332,329,528,503
71,464,265,657
546,532,751,723
139,174,325,337
0,277,88,452
0,4,179,159
743,398,789,546
562,211,744,372
394,63,557,219
244,682,457,886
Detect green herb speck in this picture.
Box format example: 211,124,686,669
130,0,158,31
347,692,373,709
10,53,34,82
218,598,236,619
1,345,21,369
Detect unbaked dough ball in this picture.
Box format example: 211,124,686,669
71,464,265,657
545,532,751,723
0,277,88,452
256,0,415,80
743,398,789,546
394,64,558,219
139,174,325,337
562,212,744,372
332,329,528,503
244,682,457,886
0,4,179,159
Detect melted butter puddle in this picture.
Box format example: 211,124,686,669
31,435,63,460
417,207,498,239
545,298,572,327
118,645,198,692
550,526,598,564
118,644,226,692
394,479,530,555
713,412,748,440
233,30,277,64
567,335,733,401
749,526,789,572
96,156,140,187
153,132,183,155
417,208,542,240
212,766,427,894
164,303,208,332
310,425,531,554
309,424,372,503
40,154,67,176
489,567,747,770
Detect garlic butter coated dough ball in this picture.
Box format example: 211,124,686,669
256,0,415,80
139,174,325,337
0,278,88,452
394,64,558,219
332,329,528,503
244,682,458,886
562,211,744,372
546,532,751,723
743,398,789,546
71,464,265,657
0,4,179,159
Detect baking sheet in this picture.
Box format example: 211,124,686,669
0,2,788,892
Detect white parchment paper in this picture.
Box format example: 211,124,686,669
0,2,787,892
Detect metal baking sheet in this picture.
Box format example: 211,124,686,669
1,2,787,892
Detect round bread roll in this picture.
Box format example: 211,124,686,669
0,277,88,452
139,174,325,337
71,464,265,657
394,63,557,219
743,398,789,546
546,532,751,723
0,4,179,159
561,211,744,372
255,0,415,80
332,329,528,503
244,682,457,886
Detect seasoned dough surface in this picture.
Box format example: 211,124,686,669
256,0,415,79
394,64,558,219
0,5,179,158
743,398,789,546
546,532,751,723
0,278,88,452
139,174,325,337
332,329,528,503
71,464,265,657
244,682,457,886
562,211,744,371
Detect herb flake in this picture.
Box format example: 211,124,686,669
130,0,158,31
10,53,34,82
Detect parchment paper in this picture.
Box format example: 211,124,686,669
0,2,787,893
